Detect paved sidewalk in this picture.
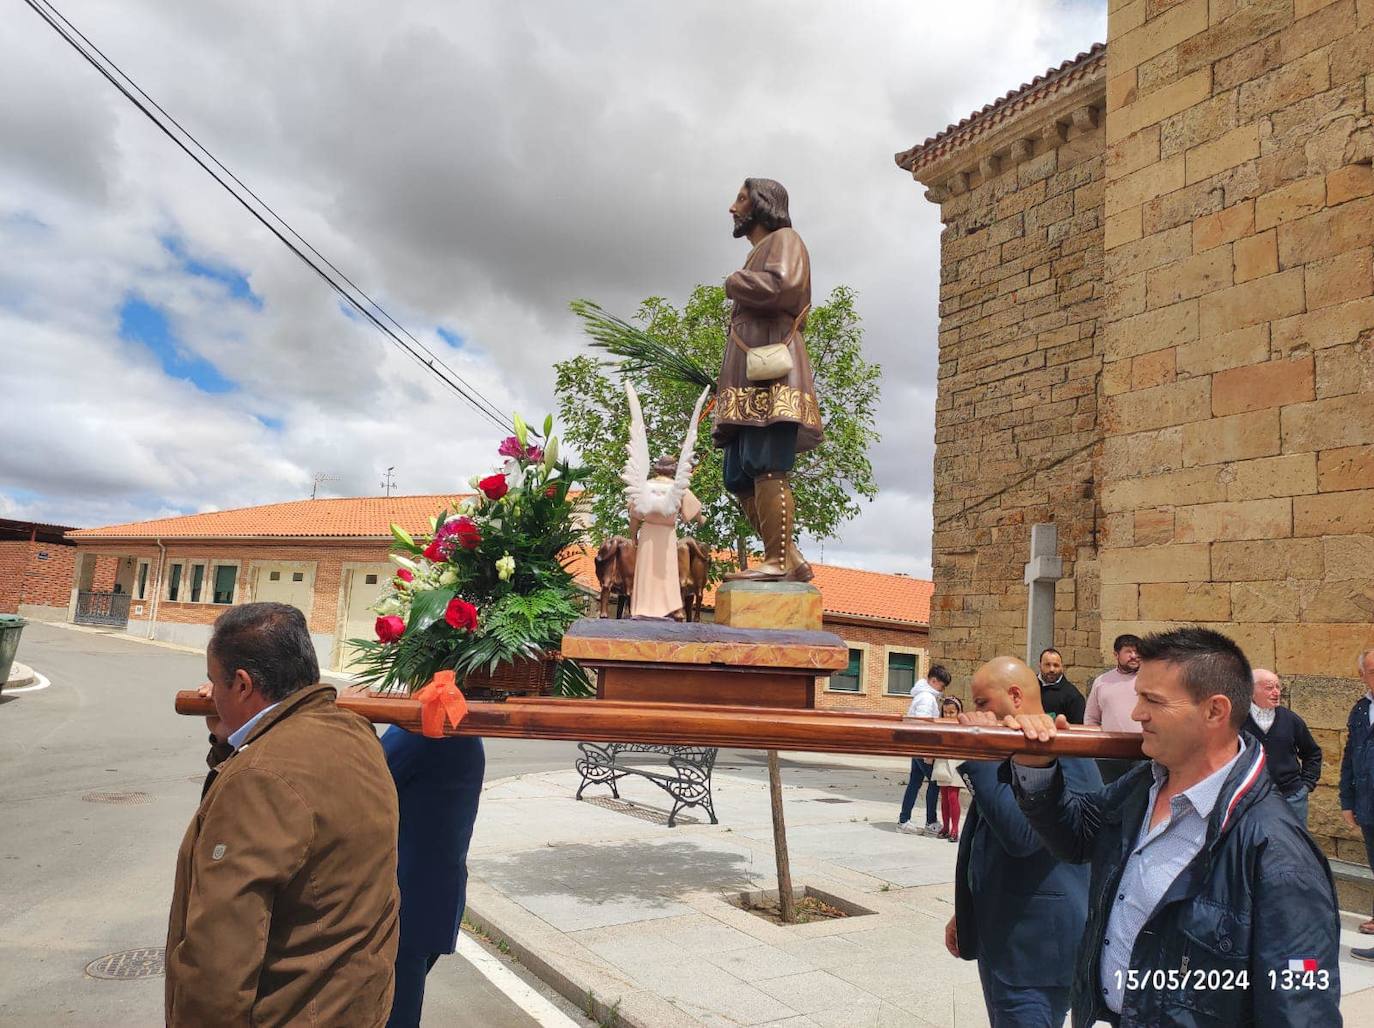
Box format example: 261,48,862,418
465,766,1374,1028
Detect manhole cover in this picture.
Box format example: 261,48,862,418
81,791,150,805
85,948,164,980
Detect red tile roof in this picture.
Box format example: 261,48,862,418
67,495,471,540
895,43,1106,175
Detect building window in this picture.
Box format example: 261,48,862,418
188,563,206,603
828,649,864,693
365,574,378,585
270,570,281,581
886,651,918,696
212,565,237,605
166,563,183,602
292,572,304,582
136,561,150,600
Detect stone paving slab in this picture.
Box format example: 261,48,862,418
467,767,1374,1027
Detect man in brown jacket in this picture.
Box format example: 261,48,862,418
714,177,821,583
166,602,400,1027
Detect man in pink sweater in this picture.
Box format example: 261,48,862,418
1085,634,1143,782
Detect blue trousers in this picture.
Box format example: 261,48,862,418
1284,787,1309,826
387,949,440,1028
978,960,1071,1028
899,758,939,825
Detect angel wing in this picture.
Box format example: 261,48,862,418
669,387,711,509
621,380,652,515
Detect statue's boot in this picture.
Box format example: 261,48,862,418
724,475,811,582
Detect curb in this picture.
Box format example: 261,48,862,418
4,661,35,690
463,881,703,1028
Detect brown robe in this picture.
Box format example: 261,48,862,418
166,683,400,1027
711,226,823,452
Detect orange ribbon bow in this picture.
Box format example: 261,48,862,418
414,670,469,738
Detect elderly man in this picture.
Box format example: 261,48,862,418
1037,647,1085,724
947,657,1099,1027
166,603,399,1027
1341,647,1374,942
1005,627,1340,1027
1243,668,1321,825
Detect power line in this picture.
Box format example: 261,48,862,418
22,0,512,433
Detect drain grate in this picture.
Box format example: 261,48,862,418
85,948,164,980
581,795,700,826
81,791,150,805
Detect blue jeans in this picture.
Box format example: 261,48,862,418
978,960,1071,1028
387,949,440,1028
899,759,939,825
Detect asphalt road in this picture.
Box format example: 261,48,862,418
0,621,914,1026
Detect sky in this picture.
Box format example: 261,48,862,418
1,0,1105,577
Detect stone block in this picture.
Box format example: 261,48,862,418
1327,163,1374,206
1108,69,1213,145
1108,154,1186,216
1181,409,1281,466
1138,582,1231,620
1105,207,1144,250
1318,445,1374,490
1282,393,1374,452
1305,247,1374,310
1130,348,1176,389
1185,123,1260,185
1146,247,1234,307
1211,538,1325,581
1106,298,1199,359
1233,230,1278,283
1109,125,1163,179
1315,341,1372,398
1214,34,1284,91
1100,582,1140,620
1102,466,1228,513
1294,490,1374,535
1191,199,1254,252
1198,268,1306,336
1111,0,1210,71
1174,497,1293,542
1226,621,1278,671
1290,673,1357,732
1225,451,1319,501
1326,535,1374,580
1108,67,1141,113
1300,578,1374,621
1281,0,1359,61
1160,90,1241,158
1277,196,1374,266
1100,543,1211,584
1272,296,1374,354
1255,174,1328,230
1211,355,1316,416
1239,49,1332,121
1231,580,1301,621
1103,425,1185,473
714,582,824,631
1175,323,1270,376
1104,376,1211,433
1134,507,1177,545
1276,623,1374,678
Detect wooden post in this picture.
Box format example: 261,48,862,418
766,749,796,924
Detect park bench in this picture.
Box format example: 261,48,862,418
574,742,719,827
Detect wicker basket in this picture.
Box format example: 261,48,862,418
462,652,559,700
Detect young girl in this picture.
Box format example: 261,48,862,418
931,696,964,842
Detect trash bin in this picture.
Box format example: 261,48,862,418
0,614,26,697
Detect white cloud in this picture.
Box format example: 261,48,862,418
0,0,1105,573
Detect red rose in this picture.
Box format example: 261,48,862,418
478,473,509,500
544,485,557,498
443,516,481,550
375,615,406,643
444,597,478,632
396,568,414,582
422,538,447,562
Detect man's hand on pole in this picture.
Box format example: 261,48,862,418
957,710,1067,767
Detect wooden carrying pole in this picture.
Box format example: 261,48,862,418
173,692,1144,761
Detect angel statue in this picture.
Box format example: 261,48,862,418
622,381,710,619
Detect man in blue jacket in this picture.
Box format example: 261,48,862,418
1005,627,1340,1028
946,656,1100,1027
1341,646,1374,943
381,728,485,1028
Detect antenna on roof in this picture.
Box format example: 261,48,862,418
380,467,397,498
310,472,339,500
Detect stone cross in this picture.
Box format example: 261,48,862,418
1023,523,1063,669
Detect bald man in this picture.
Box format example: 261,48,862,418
946,656,1100,1028
1242,668,1321,826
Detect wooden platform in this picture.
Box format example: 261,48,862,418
559,618,848,709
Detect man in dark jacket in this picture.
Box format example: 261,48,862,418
382,729,485,1028
1243,668,1321,825
1037,647,1086,724
1341,646,1374,941
1004,627,1339,1027
947,656,1100,1027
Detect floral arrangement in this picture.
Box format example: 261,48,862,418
349,413,593,705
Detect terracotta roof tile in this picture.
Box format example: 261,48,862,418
895,43,1106,175
67,495,471,540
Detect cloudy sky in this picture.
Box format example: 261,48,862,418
2,0,1104,576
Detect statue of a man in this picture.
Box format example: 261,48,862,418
712,178,821,582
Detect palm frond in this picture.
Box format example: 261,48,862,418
571,299,715,390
